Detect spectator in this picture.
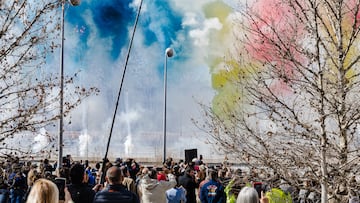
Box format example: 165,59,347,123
10,168,27,203
157,166,167,181
42,159,53,174
94,162,102,184
137,168,176,203
200,169,226,203
23,166,40,202
125,159,140,181
85,166,96,187
67,163,95,203
121,166,137,194
236,186,269,203
113,158,123,167
166,176,187,203
0,171,9,203
179,167,198,203
26,178,73,203
93,166,139,203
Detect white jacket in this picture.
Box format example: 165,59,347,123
138,173,176,203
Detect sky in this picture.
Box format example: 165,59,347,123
50,0,240,160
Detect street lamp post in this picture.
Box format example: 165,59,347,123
58,0,80,169
163,48,174,164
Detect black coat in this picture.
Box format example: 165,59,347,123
68,183,96,203
179,174,198,203
93,184,139,203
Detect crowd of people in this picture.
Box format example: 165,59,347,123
0,154,323,203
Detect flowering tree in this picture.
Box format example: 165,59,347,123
0,1,98,158
198,0,360,202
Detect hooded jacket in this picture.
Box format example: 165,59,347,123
137,173,176,203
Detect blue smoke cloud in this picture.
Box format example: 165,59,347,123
66,0,183,62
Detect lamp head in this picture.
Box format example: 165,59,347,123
165,48,174,58
68,0,81,6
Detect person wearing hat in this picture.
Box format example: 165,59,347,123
113,158,123,167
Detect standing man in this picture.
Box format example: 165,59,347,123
179,167,198,203
200,169,226,203
93,166,139,203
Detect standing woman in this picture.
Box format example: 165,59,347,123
26,178,73,203
236,187,269,203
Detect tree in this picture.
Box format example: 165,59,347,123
197,0,360,202
0,1,98,158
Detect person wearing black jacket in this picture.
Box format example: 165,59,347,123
93,166,139,203
67,163,95,203
179,167,199,203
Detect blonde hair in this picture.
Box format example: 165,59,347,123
26,178,59,203
27,169,39,187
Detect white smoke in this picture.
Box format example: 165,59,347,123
124,135,133,155
32,128,49,153
78,130,91,157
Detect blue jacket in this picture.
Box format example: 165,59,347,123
200,180,226,203
166,186,187,203
93,184,139,203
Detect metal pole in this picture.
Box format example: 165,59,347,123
100,0,143,185
163,53,167,164
58,0,65,169
163,48,173,164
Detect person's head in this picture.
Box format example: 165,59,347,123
26,178,59,203
208,169,219,181
236,186,259,203
84,160,89,168
106,166,123,184
27,169,40,187
120,166,130,177
104,162,113,174
70,163,85,184
142,167,149,175
114,158,122,167
148,168,157,179
95,162,101,170
185,167,195,177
